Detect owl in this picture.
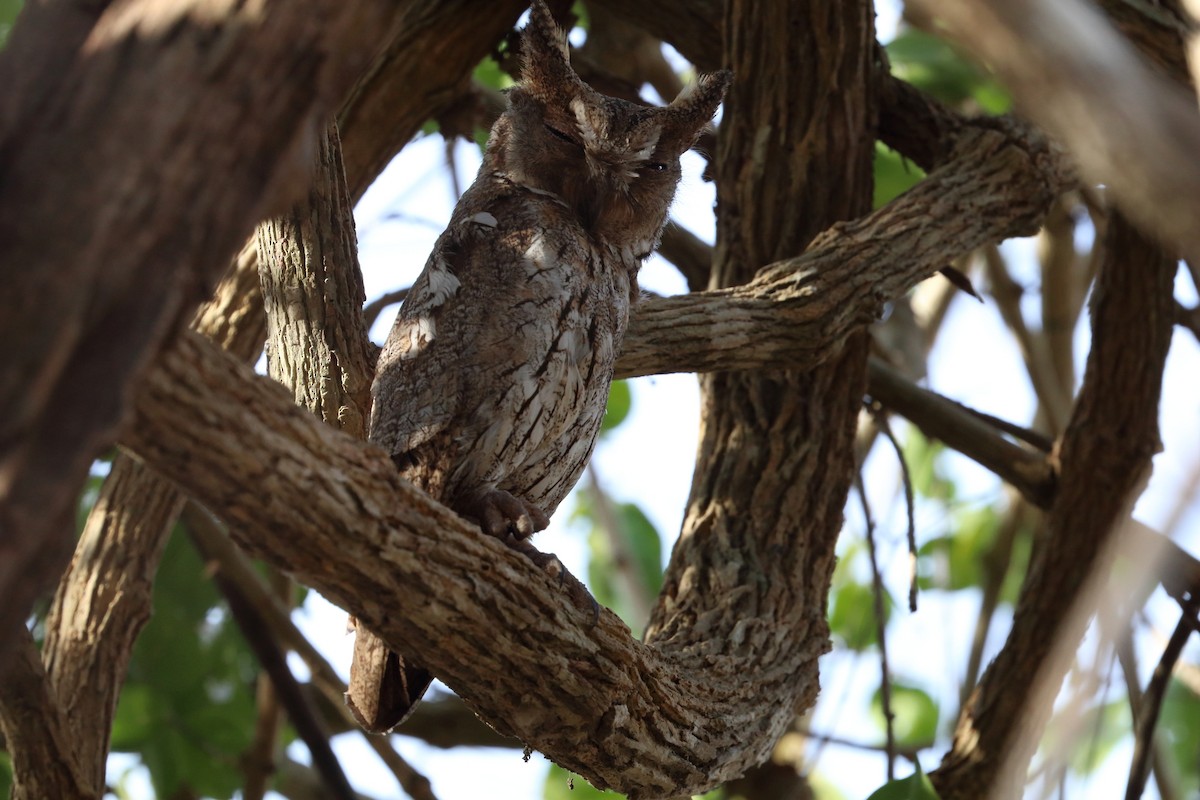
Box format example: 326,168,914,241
345,0,730,733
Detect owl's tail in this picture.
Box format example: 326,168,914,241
345,622,434,733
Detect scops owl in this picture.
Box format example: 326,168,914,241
346,0,730,733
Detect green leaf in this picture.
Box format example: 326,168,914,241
0,0,22,49
1158,678,1200,794
475,52,515,92
916,505,998,592
544,764,612,800
870,683,939,748
585,500,663,631
111,530,258,799
901,429,955,502
865,762,942,800
0,750,11,799
886,29,1010,113
874,143,925,209
829,581,891,652
600,380,632,434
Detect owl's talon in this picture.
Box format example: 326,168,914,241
463,489,548,540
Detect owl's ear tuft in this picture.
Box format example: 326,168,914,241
663,69,733,147
521,1,579,99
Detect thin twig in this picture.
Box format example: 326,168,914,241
983,245,1071,435
363,288,410,331
856,473,896,780
1126,601,1199,800
183,505,358,800
867,358,1056,507
1115,621,1180,800
798,726,929,760
872,408,918,612
182,504,440,800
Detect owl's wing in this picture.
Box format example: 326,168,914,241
368,232,468,460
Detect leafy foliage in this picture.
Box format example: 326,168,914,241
874,143,926,209
1158,678,1200,794
830,579,892,652
865,762,942,800
871,683,939,748
109,531,259,799
885,29,1010,113
0,0,21,48
601,379,632,434
0,750,11,799
544,764,612,800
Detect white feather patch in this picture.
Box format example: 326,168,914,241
397,315,436,359
569,97,600,147
524,233,553,275
425,261,461,305
469,211,498,228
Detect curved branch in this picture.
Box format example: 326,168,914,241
617,121,1069,380
933,214,1177,798
0,0,402,663
115,102,1069,800
907,0,1200,265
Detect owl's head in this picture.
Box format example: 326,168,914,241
488,0,731,254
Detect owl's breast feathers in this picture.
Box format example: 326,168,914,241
370,179,637,517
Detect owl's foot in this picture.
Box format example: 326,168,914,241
462,489,549,539
508,538,600,625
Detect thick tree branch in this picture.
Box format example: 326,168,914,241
40,244,266,797
617,122,1069,380
337,1,527,201
0,628,91,800
0,0,402,663
110,81,1065,799
933,215,1177,798
907,0,1200,265
31,6,524,789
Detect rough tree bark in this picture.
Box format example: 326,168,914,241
643,0,877,764
3,0,1193,796
0,0,401,663
26,5,531,794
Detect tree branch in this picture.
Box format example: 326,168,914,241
0,0,403,666
933,214,1177,798
183,505,359,800
617,121,1069,380
906,0,1200,265
40,243,266,797
30,5,525,789
0,628,91,800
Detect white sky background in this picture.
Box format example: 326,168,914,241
117,1,1200,797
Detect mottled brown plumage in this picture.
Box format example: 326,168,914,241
345,0,729,733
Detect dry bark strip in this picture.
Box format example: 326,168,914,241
0,0,402,664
